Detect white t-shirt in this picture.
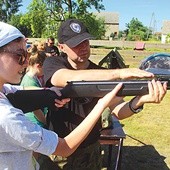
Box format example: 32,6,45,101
0,84,58,170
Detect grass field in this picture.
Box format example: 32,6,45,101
90,48,170,170
120,93,170,170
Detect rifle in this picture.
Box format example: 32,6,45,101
60,68,170,97
61,68,170,98
6,79,169,113
60,79,169,98
6,68,170,112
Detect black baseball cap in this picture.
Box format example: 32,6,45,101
57,19,93,48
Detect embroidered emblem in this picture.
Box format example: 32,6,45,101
70,23,81,33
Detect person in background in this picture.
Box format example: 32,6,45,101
37,40,47,58
37,40,45,52
45,36,59,57
20,49,57,169
21,50,47,127
42,18,167,170
27,43,38,54
0,21,128,170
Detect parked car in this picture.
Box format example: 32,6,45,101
139,53,170,87
139,53,170,70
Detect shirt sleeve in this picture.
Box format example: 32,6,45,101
21,74,40,87
0,99,58,156
3,84,23,94
43,56,67,86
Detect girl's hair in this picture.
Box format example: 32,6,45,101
29,51,46,66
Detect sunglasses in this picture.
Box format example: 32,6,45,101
1,49,28,65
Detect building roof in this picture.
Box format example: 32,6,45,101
162,20,170,34
94,12,119,24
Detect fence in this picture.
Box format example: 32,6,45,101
27,38,170,50
89,40,170,50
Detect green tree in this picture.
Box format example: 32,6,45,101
8,0,105,38
9,14,32,37
166,33,170,43
27,0,48,37
10,0,51,38
45,0,105,20
79,14,106,39
125,18,151,41
43,0,105,39
0,0,22,22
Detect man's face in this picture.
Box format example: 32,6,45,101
48,39,55,47
59,40,90,64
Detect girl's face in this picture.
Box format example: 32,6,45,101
36,64,43,77
0,38,28,86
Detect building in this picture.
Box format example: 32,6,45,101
161,20,170,44
94,12,119,39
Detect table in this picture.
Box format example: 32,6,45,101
99,117,126,170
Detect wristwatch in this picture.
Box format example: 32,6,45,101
129,97,144,114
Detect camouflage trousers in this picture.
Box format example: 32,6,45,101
52,141,102,170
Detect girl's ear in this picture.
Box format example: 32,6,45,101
37,63,42,68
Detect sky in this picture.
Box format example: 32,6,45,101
19,0,170,32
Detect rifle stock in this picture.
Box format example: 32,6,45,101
6,89,58,113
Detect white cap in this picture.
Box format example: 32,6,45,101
0,22,25,47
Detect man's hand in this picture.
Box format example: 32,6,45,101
119,68,154,79
54,98,70,108
49,86,70,108
131,79,167,108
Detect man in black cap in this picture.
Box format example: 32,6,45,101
42,19,164,169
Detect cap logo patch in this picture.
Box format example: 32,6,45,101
70,23,81,33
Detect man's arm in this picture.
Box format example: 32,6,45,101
51,68,154,87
